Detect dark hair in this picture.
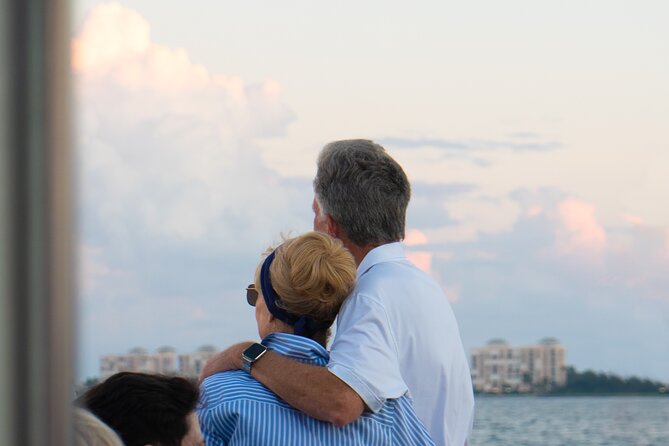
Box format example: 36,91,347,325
313,139,411,246
76,372,199,446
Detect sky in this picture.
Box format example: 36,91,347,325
73,1,669,382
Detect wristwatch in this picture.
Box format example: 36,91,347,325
242,342,268,373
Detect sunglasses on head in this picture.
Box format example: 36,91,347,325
246,284,258,306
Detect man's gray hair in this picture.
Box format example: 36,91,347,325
313,139,411,246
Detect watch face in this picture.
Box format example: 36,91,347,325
243,343,267,360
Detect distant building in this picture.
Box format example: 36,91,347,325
178,345,218,378
470,338,567,393
100,345,218,380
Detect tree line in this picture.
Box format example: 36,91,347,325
549,367,667,395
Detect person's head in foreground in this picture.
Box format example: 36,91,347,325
312,139,411,249
72,408,124,446
248,231,357,346
77,372,203,446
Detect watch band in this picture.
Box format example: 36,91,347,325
242,342,268,373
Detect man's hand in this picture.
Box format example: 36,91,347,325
199,341,253,383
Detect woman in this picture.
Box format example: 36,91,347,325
77,372,204,446
198,231,434,445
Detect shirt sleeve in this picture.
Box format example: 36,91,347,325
198,379,234,446
327,292,408,413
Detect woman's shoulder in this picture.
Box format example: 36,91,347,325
200,370,282,407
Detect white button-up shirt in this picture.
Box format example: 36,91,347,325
328,242,474,446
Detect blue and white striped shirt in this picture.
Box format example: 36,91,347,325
198,333,435,446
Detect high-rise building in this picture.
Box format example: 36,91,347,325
100,345,217,379
470,338,566,392
178,345,218,378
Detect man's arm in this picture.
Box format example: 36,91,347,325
200,342,365,426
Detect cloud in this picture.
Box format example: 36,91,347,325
406,251,433,275
72,2,669,383
403,229,461,303
409,184,666,310
406,181,471,230
622,214,644,226
418,195,521,245
404,228,433,275
412,181,477,197
556,198,607,256
527,206,543,217
75,1,299,248
379,134,562,153
79,244,129,296
429,190,669,380
404,229,429,246
74,2,307,379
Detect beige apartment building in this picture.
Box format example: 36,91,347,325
178,345,219,377
470,338,567,393
100,345,218,380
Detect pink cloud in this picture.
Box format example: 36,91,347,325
441,283,461,303
527,206,543,217
556,198,606,254
406,251,433,275
191,306,208,321
72,1,280,103
403,229,462,299
404,228,429,246
404,229,433,274
622,213,644,226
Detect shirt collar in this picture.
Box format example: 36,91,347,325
357,242,406,279
261,332,329,366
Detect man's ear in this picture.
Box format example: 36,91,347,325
324,213,339,237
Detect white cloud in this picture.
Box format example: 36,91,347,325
75,2,299,246
74,2,306,379
79,244,129,297
427,189,668,306
435,190,669,379
72,2,669,382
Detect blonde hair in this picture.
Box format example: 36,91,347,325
72,408,124,446
255,232,356,328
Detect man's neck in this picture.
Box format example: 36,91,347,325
346,244,377,266
335,233,386,266
329,225,396,266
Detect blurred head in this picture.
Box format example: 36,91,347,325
313,139,411,246
72,408,124,446
250,231,357,346
76,372,203,446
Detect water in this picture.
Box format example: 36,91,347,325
470,396,669,446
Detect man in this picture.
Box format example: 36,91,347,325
202,139,474,446
77,372,204,446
